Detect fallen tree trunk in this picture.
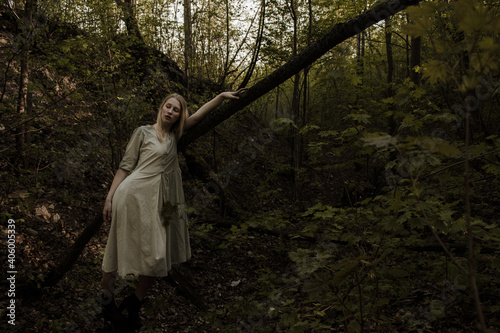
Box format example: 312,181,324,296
178,0,421,150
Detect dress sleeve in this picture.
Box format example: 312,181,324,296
119,127,144,171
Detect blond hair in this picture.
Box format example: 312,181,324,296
154,93,188,141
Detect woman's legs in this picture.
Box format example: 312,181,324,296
100,271,154,326
101,272,155,300
135,275,155,301
101,271,117,297
117,275,154,330
100,271,126,326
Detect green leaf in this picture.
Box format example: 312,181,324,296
438,209,454,223
272,118,298,130
302,271,331,298
331,260,359,286
313,205,336,219
404,3,437,37
423,60,448,85
453,0,487,33
435,142,461,157
345,113,371,124
382,97,394,104
429,300,446,319
375,298,390,307
299,124,320,135
351,75,362,86
471,52,498,75
318,130,338,138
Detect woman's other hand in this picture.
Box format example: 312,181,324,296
103,199,112,222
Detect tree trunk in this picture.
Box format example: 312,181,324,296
223,0,230,86
275,85,280,119
385,18,396,135
290,0,301,202
239,0,266,89
302,0,313,147
15,0,36,168
184,0,192,98
409,36,421,85
356,31,366,78
15,48,28,166
115,0,144,44
303,0,313,129
178,0,422,151
114,0,190,93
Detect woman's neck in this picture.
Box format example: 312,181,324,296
153,123,172,132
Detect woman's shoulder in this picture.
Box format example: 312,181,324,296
133,125,155,134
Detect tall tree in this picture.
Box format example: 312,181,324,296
385,17,396,134
302,0,313,139
409,36,421,85
184,0,193,97
289,0,302,201
115,0,144,43
15,0,36,167
239,0,266,89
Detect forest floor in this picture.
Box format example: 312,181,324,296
1,194,483,333
0,198,294,332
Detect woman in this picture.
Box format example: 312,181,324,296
100,89,245,330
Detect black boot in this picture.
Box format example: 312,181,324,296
118,294,144,331
100,293,127,328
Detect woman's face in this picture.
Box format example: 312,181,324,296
161,97,181,126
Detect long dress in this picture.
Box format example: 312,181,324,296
102,125,191,277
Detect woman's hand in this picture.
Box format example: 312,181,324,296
219,88,248,100
103,199,112,222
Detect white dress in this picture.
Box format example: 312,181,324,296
102,125,191,277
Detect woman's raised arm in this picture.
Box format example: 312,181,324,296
184,88,247,131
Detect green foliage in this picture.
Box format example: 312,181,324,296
406,0,500,92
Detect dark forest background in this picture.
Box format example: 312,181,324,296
1,0,499,332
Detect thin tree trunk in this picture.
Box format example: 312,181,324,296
115,0,144,44
303,0,313,131
290,0,301,202
222,0,230,87
409,36,421,85
184,0,192,98
464,89,487,332
16,0,35,168
16,49,28,165
25,90,32,145
385,18,396,135
275,85,280,119
239,0,266,89
356,31,366,78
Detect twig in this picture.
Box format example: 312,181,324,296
429,225,468,275
425,148,500,178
